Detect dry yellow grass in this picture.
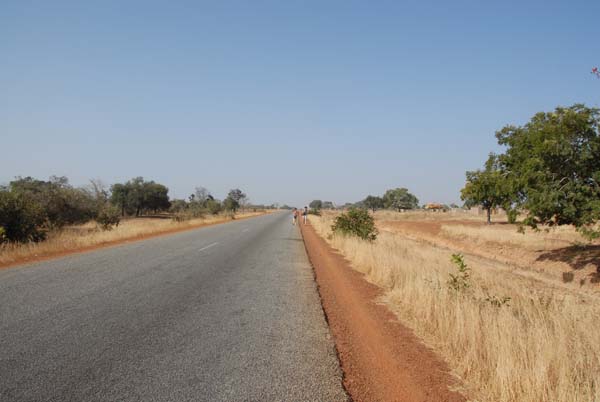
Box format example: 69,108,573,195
0,211,265,267
374,209,488,222
440,223,584,251
310,212,600,402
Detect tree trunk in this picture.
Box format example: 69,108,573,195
486,207,492,224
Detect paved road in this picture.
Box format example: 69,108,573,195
0,212,348,402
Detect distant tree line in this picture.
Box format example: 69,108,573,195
0,176,253,244
460,103,600,239
308,187,420,214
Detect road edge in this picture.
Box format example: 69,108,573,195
299,220,466,402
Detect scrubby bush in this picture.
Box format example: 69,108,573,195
309,208,321,216
0,189,47,243
206,199,222,215
10,176,96,228
96,205,121,230
169,199,188,214
171,212,189,222
187,203,206,218
223,196,239,212
331,208,378,241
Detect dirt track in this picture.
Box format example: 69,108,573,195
300,221,465,402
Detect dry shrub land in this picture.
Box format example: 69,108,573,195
311,210,600,402
0,212,264,268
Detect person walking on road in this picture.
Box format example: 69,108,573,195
303,206,308,224
292,208,298,225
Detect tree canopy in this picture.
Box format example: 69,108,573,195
363,195,384,212
309,200,323,210
110,177,170,216
461,154,513,223
498,104,600,232
463,104,600,235
383,188,419,211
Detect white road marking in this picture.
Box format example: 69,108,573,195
241,228,250,233
199,242,219,252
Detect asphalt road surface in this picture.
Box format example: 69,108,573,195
0,212,348,402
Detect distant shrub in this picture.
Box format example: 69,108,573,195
309,208,321,216
188,203,207,218
331,208,378,241
96,205,121,230
206,199,222,215
169,199,188,214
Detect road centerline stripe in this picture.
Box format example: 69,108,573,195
199,242,219,252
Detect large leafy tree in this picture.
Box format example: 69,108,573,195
461,154,514,224
363,195,384,213
383,188,419,211
110,177,170,216
495,104,600,235
223,189,247,212
309,200,323,210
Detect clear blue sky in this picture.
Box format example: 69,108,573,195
1,1,599,206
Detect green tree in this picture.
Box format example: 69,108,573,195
322,201,335,209
225,189,246,212
223,196,239,212
309,200,323,210
110,178,170,216
363,195,384,213
110,183,130,216
495,104,600,235
143,182,170,213
382,188,419,211
461,154,513,224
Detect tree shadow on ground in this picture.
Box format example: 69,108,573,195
536,245,600,284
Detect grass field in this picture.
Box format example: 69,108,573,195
310,210,600,402
0,211,266,268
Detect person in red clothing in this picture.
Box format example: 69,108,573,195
292,208,298,225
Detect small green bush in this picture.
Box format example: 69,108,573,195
96,205,121,230
448,253,471,292
308,208,321,216
331,208,378,241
